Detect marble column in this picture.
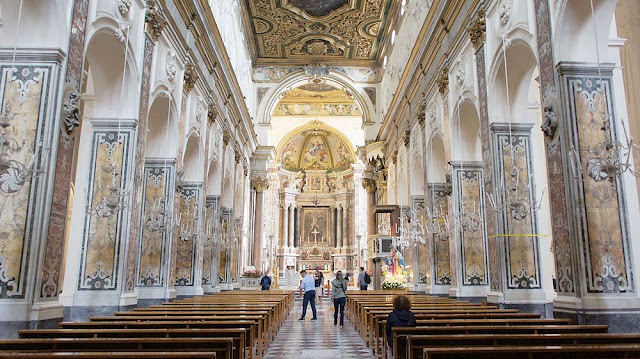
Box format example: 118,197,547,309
288,205,295,248
342,205,348,249
282,204,289,249
251,177,268,269
336,206,343,249
35,0,89,319
362,178,377,239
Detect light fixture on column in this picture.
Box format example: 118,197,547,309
569,0,640,183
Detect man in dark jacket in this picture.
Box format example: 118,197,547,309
260,274,271,290
386,295,417,358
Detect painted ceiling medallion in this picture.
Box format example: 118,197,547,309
242,0,397,66
287,0,349,17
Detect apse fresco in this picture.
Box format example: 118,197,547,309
80,129,131,291
136,163,172,287
495,131,540,289
570,76,631,293
278,122,355,172
0,64,49,298
454,166,488,286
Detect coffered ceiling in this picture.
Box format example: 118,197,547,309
241,0,400,67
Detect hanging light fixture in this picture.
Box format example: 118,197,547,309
0,0,44,194
572,0,640,183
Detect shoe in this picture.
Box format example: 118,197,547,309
340,325,343,329
298,317,304,320
334,321,337,326
311,317,317,320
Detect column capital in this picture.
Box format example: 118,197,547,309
144,0,168,41
251,177,269,192
362,178,377,193
468,6,486,48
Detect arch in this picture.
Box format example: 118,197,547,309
182,135,203,182
146,93,179,158
488,40,539,124
555,0,617,63
427,134,447,183
410,153,425,196
451,99,481,161
205,160,222,196
0,0,65,49
260,71,374,127
83,29,138,119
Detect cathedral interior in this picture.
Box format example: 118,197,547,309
1,0,640,336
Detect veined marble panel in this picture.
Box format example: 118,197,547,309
202,196,220,285
565,72,632,294
136,161,174,287
174,184,200,286
453,164,488,286
79,127,133,291
429,185,451,285
0,64,51,298
492,126,541,289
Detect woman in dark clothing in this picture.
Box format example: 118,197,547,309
331,271,348,328
385,295,417,359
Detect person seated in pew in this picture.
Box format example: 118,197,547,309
260,273,271,290
386,295,417,359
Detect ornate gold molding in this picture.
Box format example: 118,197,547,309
361,177,377,193
436,66,450,95
144,1,167,40
183,63,199,93
251,177,270,192
468,7,486,48
207,102,218,126
403,129,411,147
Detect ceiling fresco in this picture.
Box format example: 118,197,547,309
277,121,356,172
272,82,362,117
241,0,399,66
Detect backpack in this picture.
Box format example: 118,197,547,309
364,272,371,284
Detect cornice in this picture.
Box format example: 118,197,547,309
377,0,481,146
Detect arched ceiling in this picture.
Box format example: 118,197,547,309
277,121,357,172
241,0,400,66
272,81,362,117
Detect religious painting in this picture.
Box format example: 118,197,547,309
301,136,331,170
302,208,330,246
288,0,349,17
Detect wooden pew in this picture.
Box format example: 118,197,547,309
0,338,233,359
421,344,640,358
0,352,216,358
405,333,640,359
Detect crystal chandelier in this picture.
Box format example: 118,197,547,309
397,207,426,249
179,204,198,242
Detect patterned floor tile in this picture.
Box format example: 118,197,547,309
263,300,375,359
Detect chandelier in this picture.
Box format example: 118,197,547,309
203,204,222,248
86,162,130,218
397,207,427,249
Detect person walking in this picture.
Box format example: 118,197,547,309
331,271,348,328
298,270,317,320
358,267,369,290
314,270,324,303
260,273,271,290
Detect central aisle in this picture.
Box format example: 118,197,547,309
264,298,376,359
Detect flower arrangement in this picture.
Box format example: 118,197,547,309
241,269,263,278
382,280,406,290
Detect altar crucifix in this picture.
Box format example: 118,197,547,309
302,207,329,246
311,227,320,244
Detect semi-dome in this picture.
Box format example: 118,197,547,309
277,121,356,172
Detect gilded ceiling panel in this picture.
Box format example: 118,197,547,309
242,0,397,66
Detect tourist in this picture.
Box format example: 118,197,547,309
260,273,271,290
314,270,324,303
331,270,348,328
298,270,317,320
386,295,417,358
358,266,369,290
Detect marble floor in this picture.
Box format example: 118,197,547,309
264,298,376,359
